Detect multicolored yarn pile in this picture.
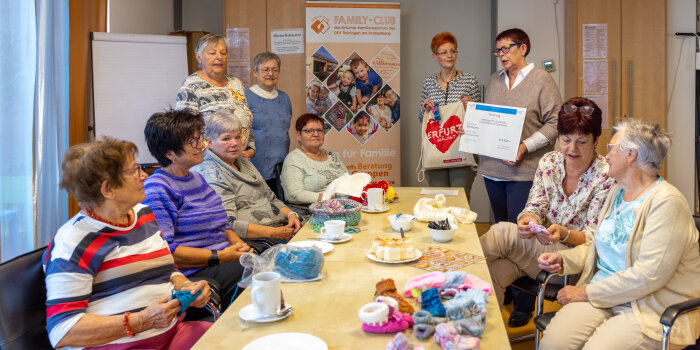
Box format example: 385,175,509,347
309,198,362,232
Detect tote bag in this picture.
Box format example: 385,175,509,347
416,101,476,181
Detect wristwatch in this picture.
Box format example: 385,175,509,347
208,250,220,267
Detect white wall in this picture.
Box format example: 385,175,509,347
667,0,696,210
109,0,174,35
399,0,494,221
497,0,566,99
182,0,223,35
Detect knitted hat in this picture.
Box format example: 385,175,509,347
376,278,415,314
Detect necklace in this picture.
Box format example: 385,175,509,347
438,70,457,83
83,208,133,228
302,147,321,158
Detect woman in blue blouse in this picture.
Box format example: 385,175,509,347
245,52,293,195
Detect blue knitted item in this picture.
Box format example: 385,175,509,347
170,289,202,316
274,247,323,280
454,318,484,337
421,288,445,317
440,271,466,291
413,324,435,340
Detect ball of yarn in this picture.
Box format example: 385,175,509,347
274,247,323,280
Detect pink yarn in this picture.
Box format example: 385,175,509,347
402,272,446,297
458,274,492,294
433,323,480,350
362,307,414,333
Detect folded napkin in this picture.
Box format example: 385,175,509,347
322,172,372,200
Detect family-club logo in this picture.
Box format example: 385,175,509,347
310,16,330,34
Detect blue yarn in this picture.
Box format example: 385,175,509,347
454,318,484,337
440,271,466,291
170,289,202,316
274,248,323,280
421,288,445,317
412,309,435,325
413,324,435,340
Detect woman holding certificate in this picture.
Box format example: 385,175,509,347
418,32,481,201
479,28,562,326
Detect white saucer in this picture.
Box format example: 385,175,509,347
366,249,423,264
314,233,353,243
362,205,390,213
239,303,293,323
242,332,327,350
288,240,334,254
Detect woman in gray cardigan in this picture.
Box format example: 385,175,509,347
192,111,302,242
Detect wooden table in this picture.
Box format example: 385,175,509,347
193,187,509,349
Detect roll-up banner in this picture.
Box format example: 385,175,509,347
306,2,401,185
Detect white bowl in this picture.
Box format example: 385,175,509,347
387,214,415,232
428,224,458,242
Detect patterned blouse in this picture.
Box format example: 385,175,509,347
175,73,255,150
518,151,615,242
418,72,480,122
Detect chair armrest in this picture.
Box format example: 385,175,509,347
660,297,700,327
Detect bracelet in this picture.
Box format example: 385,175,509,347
180,280,194,289
123,312,135,337
287,212,299,219
561,228,572,243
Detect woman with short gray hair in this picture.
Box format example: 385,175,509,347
538,119,700,349
175,34,256,159
245,51,292,194
192,111,302,244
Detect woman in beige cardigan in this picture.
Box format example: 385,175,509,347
537,119,700,350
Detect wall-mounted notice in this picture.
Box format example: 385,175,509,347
582,24,607,59
271,28,304,55
227,61,250,88
226,28,250,61
583,59,608,94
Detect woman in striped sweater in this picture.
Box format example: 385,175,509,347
44,137,211,349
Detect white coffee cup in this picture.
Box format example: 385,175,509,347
366,188,384,210
250,271,281,318
320,219,345,240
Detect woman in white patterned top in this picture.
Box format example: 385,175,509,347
281,113,348,205
480,98,615,313
175,34,255,159
418,32,481,201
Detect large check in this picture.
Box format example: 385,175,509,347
459,102,526,162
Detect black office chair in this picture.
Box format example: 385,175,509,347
274,162,286,203
0,246,52,349
532,215,700,350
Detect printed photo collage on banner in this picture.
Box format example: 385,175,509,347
305,47,400,145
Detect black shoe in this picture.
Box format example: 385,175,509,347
508,310,532,328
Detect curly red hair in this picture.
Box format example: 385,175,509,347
431,32,457,53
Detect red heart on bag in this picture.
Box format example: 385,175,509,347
426,115,462,153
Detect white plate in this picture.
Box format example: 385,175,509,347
362,205,391,213
366,249,423,264
238,303,293,323
242,332,328,350
281,273,322,283
288,240,334,254
314,233,353,243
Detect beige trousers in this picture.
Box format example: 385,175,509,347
540,302,683,350
479,221,567,308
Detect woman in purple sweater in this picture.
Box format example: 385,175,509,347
143,109,253,310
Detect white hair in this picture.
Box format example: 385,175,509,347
195,34,230,67
204,110,241,140
613,119,671,172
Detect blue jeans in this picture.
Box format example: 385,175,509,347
483,178,533,224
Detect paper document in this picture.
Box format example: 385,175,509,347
420,188,459,196
459,102,526,162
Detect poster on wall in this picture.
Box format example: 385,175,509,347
306,1,401,185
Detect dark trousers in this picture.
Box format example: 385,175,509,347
483,177,536,312
190,259,245,311
483,178,533,223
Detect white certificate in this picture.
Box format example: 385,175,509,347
458,102,526,162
